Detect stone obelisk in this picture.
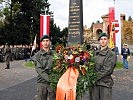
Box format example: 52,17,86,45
68,0,83,45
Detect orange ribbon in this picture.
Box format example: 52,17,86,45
56,67,79,100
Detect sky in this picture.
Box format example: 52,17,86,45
49,0,133,30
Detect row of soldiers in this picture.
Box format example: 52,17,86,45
0,43,36,62
0,42,97,63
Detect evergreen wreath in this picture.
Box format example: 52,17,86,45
49,44,97,96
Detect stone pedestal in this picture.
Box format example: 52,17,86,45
68,0,83,45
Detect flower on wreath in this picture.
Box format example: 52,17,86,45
55,44,64,53
49,44,97,96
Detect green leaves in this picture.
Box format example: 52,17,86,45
76,67,97,96
49,48,97,96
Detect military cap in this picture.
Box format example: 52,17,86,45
98,33,109,41
40,35,51,42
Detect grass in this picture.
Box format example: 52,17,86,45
24,61,35,68
115,62,123,70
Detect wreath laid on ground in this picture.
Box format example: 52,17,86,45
49,44,97,96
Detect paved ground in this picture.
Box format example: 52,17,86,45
0,60,37,100
0,56,133,100
112,70,133,100
112,56,133,100
0,60,37,90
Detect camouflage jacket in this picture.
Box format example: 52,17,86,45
94,47,117,87
31,49,53,84
4,46,11,58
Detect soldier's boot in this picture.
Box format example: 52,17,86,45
5,65,10,69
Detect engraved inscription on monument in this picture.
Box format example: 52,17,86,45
68,0,83,45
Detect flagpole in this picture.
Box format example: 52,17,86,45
113,0,115,7
115,0,122,54
31,34,37,56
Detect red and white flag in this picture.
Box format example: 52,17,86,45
111,20,119,33
40,15,50,48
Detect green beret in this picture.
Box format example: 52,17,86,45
40,35,51,42
98,33,109,41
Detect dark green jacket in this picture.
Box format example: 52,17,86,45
94,47,117,87
32,49,53,83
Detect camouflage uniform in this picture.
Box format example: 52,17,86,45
4,44,11,69
15,46,20,60
90,47,117,100
32,49,55,100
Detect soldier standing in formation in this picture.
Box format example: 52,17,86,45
32,35,55,100
4,43,11,69
89,33,117,100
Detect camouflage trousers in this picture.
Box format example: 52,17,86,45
89,85,112,100
5,56,10,66
34,83,55,100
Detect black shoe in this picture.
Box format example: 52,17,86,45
5,65,10,69
5,67,10,69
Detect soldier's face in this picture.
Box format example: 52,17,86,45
41,39,51,48
99,37,108,47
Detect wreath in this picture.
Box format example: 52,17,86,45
49,44,97,96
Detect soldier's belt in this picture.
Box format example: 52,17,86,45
123,53,128,54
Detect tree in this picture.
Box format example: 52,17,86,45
90,22,94,31
0,0,53,45
128,16,132,22
0,0,21,44
61,27,68,47
14,0,53,45
50,23,61,45
0,0,63,46
96,20,100,23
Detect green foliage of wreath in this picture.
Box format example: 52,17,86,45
49,46,97,96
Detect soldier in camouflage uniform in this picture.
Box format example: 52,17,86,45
4,43,11,69
15,45,20,60
32,35,55,100
10,45,15,61
89,33,117,100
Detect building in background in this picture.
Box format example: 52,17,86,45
83,13,133,47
